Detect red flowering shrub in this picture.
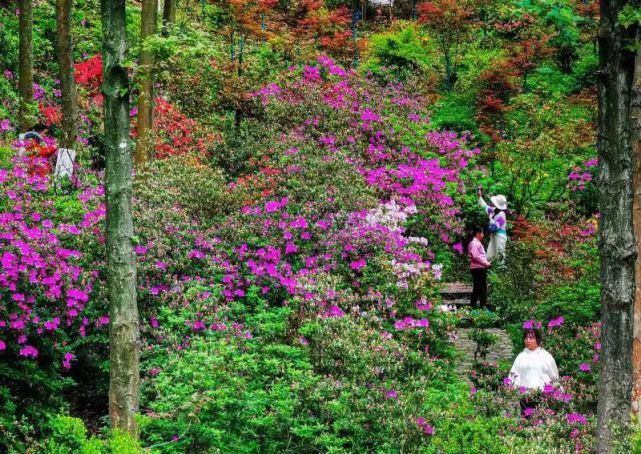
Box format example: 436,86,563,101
39,103,62,127
74,54,103,92
15,138,58,177
133,98,218,160
153,98,204,159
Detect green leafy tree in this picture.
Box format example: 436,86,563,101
517,0,583,72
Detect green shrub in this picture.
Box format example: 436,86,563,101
536,281,599,329
364,23,438,75
430,93,487,141
38,416,143,454
0,361,73,452
141,311,513,452
140,333,321,452
41,416,89,454
470,329,498,362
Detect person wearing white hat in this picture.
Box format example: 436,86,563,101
478,186,508,263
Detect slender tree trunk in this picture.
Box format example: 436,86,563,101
162,0,176,36
135,0,157,165
18,0,34,133
56,0,78,149
444,52,452,91
597,1,637,450
632,28,641,417
102,0,140,437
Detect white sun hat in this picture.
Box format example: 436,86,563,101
490,195,508,210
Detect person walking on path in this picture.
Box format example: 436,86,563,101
468,226,491,309
478,186,508,263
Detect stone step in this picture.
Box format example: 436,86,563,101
439,282,473,299
442,298,470,307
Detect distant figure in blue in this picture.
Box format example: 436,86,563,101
478,186,508,263
21,123,48,144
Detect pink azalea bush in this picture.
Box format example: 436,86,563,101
0,155,105,366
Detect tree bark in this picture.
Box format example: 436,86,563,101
102,0,140,438
18,0,34,133
632,24,641,418
135,0,157,165
162,0,176,36
56,0,78,149
597,0,637,450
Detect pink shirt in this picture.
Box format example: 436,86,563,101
469,237,491,269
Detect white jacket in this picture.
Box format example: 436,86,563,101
509,347,559,390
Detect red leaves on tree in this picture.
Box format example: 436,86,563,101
492,14,535,37
139,98,218,160
511,216,596,281
509,37,554,75
295,5,353,60
417,0,475,32
259,0,278,8
475,63,518,140
475,35,553,143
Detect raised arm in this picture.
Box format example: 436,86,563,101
479,196,492,216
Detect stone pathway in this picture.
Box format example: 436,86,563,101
451,328,514,376
440,282,514,376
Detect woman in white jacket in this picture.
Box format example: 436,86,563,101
509,328,559,416
478,186,508,262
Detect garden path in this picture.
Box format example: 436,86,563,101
439,282,514,376
451,328,514,376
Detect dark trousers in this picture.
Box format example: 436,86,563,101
519,396,539,418
470,268,487,309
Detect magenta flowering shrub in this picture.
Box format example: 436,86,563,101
141,59,478,346
567,158,597,192
2,56,492,449
0,156,106,367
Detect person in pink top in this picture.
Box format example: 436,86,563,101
468,226,491,308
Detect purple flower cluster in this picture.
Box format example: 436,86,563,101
568,158,596,192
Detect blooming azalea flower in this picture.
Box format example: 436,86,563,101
19,345,38,358
384,389,398,399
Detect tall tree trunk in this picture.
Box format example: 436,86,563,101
18,0,34,133
56,0,78,149
135,0,157,165
162,0,176,36
632,27,641,418
102,0,140,437
597,0,637,451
